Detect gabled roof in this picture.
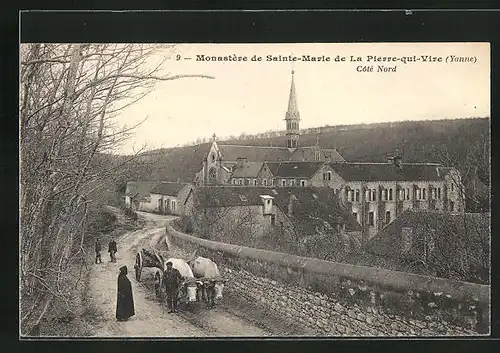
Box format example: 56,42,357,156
125,181,160,200
150,182,190,196
217,145,292,162
231,162,264,178
192,186,361,232
329,162,453,182
264,161,325,178
289,147,346,162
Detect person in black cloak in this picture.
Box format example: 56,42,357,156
116,265,135,322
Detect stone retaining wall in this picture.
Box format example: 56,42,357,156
166,225,490,336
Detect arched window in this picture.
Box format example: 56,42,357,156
208,167,217,182
211,153,215,162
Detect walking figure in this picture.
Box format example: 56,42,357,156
95,238,103,264
163,261,183,313
116,265,135,322
108,238,117,263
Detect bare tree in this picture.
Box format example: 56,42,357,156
401,212,490,284
19,43,214,335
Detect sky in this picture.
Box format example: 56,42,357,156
112,43,490,155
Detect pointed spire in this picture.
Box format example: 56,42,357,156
212,133,217,142
287,70,299,114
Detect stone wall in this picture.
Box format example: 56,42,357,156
166,225,490,336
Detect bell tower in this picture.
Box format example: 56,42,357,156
284,70,300,149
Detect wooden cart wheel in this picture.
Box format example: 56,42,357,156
134,253,142,281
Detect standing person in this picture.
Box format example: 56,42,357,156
163,261,183,313
95,238,103,264
108,237,117,262
116,265,135,322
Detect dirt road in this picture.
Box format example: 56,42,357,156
88,210,273,337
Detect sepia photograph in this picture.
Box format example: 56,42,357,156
19,42,491,338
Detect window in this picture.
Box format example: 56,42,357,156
372,189,377,201
238,179,243,185
315,151,321,161
232,179,237,185
450,201,454,212
253,179,258,186
244,179,249,186
401,188,405,200
290,179,296,186
389,188,393,201
171,200,176,211
355,189,360,202
438,188,441,199
267,200,271,205
208,167,217,182
323,172,331,181
406,188,410,200
350,190,355,202
384,189,388,201
282,179,286,187
263,179,268,186
368,212,374,226
211,153,215,162
451,183,454,192
422,188,426,200
352,212,358,221
401,227,413,253
300,180,306,187
271,179,275,186
385,211,391,224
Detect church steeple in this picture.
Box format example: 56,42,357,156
284,70,300,149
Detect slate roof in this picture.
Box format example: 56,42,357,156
231,162,264,178
329,162,453,182
289,147,346,162
192,186,361,232
217,145,292,162
125,181,160,201
150,182,190,196
264,161,325,178
216,144,347,163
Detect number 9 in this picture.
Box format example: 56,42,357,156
176,54,181,61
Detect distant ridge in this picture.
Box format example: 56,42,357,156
117,117,489,191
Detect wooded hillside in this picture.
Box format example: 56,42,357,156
111,117,489,211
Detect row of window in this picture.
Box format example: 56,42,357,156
352,210,391,227
157,199,176,211
347,186,444,202
286,121,299,130
231,178,308,187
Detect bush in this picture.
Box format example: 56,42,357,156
124,207,138,221
86,206,117,234
173,214,194,234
